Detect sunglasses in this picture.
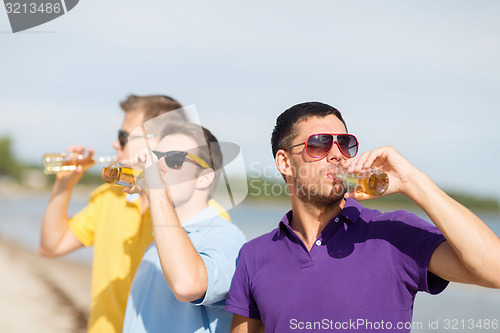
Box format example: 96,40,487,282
152,150,210,170
118,130,156,149
284,133,358,159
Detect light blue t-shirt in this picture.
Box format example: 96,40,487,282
123,207,246,333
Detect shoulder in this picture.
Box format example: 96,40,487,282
89,183,125,200
238,228,279,260
370,209,437,231
191,214,247,248
220,219,247,244
347,200,442,241
353,199,433,229
355,205,444,253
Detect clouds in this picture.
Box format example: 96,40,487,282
1,0,499,199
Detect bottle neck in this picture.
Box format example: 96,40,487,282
94,154,117,164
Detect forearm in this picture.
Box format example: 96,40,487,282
40,180,74,255
148,189,208,302
405,171,500,286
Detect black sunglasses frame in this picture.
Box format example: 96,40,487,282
152,150,210,170
118,130,156,149
118,130,129,149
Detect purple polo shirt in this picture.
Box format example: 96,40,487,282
225,199,449,332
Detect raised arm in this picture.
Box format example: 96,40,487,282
146,187,209,302
39,147,92,257
344,146,500,288
127,153,209,303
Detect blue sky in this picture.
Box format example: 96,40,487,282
1,0,500,200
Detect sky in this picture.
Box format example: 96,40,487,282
1,0,500,200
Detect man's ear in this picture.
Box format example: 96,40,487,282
196,168,215,190
275,150,293,179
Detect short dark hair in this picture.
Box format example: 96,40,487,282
159,122,222,198
271,102,347,158
120,94,186,122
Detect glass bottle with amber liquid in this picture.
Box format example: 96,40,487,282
43,153,116,175
101,161,143,187
335,169,389,196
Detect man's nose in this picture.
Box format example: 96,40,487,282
112,139,121,151
326,142,343,162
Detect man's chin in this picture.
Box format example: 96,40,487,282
326,193,346,206
322,184,347,205
303,196,343,210
297,189,346,208
331,182,347,198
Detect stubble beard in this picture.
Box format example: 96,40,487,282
293,174,346,209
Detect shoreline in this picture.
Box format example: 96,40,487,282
0,237,91,333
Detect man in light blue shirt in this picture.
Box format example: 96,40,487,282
122,121,246,332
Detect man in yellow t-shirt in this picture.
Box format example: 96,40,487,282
40,95,230,333
69,183,153,332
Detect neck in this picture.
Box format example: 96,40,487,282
145,189,209,227
289,197,345,250
171,189,210,224
175,200,209,224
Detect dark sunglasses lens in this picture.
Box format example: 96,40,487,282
164,152,187,169
307,134,333,158
118,130,128,148
337,135,358,157
152,151,163,160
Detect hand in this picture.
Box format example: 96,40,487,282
123,149,166,195
341,146,422,200
55,146,95,186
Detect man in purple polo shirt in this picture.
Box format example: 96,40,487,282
225,102,500,333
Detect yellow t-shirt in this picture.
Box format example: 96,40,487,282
69,184,230,333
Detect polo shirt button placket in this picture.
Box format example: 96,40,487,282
315,240,322,246
334,217,340,223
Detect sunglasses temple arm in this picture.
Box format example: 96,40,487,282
187,153,210,169
284,142,305,151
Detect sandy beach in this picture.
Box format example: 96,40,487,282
0,237,91,333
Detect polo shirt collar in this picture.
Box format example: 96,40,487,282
277,198,362,238
125,192,141,203
277,211,293,238
339,198,362,223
